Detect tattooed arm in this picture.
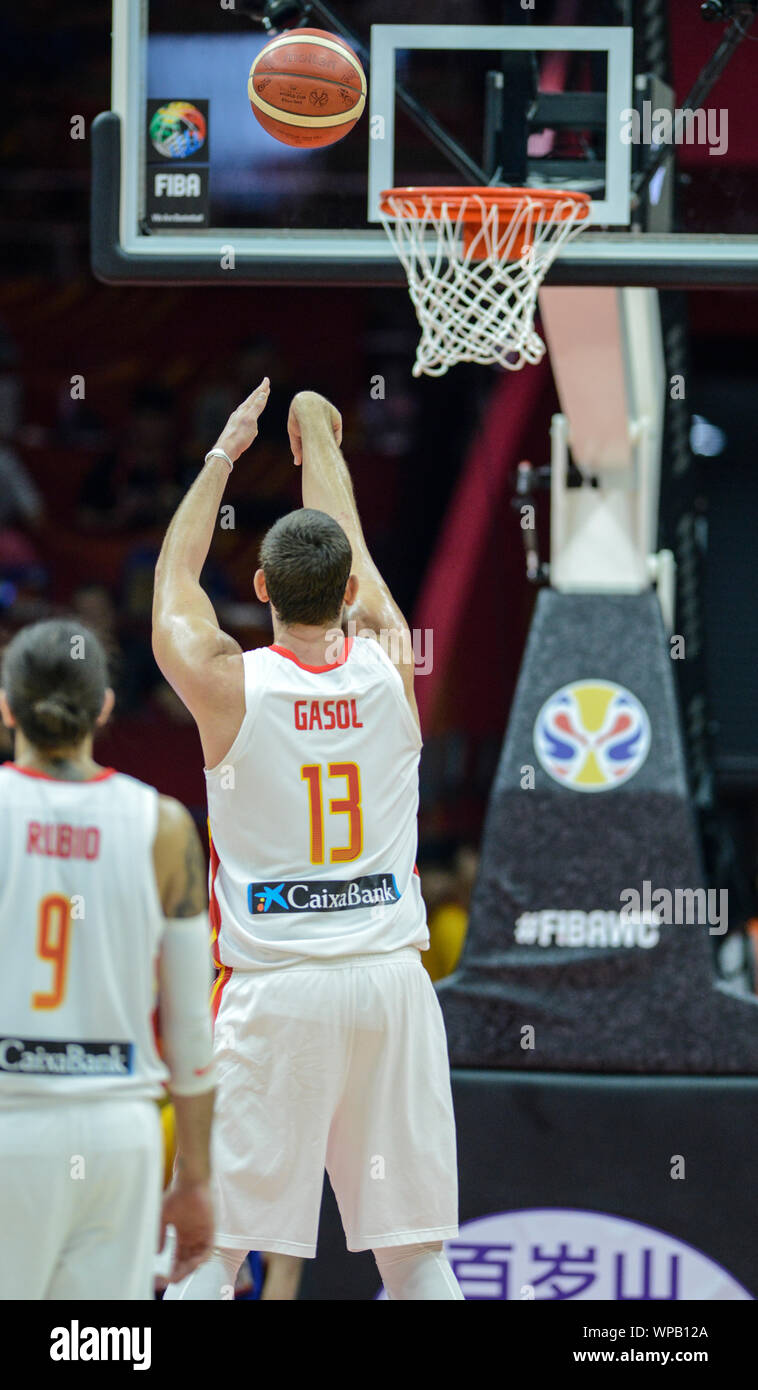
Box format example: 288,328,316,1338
153,796,208,919
152,796,215,1283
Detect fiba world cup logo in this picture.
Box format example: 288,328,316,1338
533,681,651,792
149,101,207,159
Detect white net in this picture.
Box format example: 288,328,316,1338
380,189,591,378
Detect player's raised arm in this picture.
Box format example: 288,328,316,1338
287,389,419,726
153,796,216,1284
152,378,270,767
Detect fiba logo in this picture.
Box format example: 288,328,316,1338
533,680,650,793
149,101,207,159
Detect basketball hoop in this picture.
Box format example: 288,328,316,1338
379,187,592,378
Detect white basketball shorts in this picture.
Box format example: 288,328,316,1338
0,1097,162,1300
211,946,459,1257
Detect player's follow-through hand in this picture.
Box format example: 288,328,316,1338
213,377,271,465
287,390,342,467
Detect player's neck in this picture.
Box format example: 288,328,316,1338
272,620,344,667
13,732,103,782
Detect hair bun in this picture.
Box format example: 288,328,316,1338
31,697,83,739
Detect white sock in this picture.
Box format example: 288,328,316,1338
373,1241,464,1300
162,1245,245,1301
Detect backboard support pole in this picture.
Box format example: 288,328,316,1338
540,285,668,598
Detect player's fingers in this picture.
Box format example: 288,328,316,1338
170,1246,207,1284
169,1240,192,1284
245,377,270,407
288,432,302,466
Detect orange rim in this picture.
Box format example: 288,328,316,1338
379,185,591,222
380,186,591,262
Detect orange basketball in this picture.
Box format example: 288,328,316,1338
248,28,366,149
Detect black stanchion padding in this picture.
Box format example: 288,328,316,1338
436,589,758,1071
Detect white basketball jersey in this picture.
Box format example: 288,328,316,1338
0,765,168,1103
206,637,429,970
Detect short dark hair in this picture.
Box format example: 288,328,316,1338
1,619,108,751
259,509,352,627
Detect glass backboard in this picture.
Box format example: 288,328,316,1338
92,0,758,286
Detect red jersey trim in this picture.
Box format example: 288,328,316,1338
211,964,233,1026
207,826,224,970
3,763,117,784
207,825,233,1027
269,637,353,674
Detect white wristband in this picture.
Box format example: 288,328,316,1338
205,447,233,472
158,913,216,1097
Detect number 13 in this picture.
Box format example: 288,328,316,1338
301,762,362,864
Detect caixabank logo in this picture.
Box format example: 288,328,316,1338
248,874,400,914
377,1210,752,1300
533,680,651,792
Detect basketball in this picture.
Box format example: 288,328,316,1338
248,28,366,149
